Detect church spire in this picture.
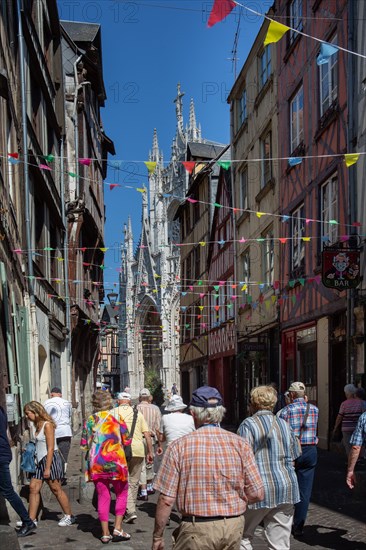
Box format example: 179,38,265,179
188,98,201,142
174,83,185,138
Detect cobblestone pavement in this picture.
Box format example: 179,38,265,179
15,435,366,550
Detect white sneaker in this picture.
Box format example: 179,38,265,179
16,519,38,528
58,515,76,526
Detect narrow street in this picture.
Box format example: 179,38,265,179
17,435,366,550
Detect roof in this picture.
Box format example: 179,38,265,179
187,142,227,160
61,21,100,43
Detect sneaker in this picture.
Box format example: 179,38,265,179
16,521,37,537
58,515,76,527
137,493,148,501
124,512,137,524
16,520,38,528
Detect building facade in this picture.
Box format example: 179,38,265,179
61,21,115,423
228,17,280,420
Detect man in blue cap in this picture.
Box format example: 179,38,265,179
152,386,264,549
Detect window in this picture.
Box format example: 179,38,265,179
321,175,338,245
260,130,272,188
262,228,274,287
320,35,338,116
290,86,304,152
242,250,250,294
297,327,317,385
240,169,248,210
185,252,192,284
291,204,305,271
289,0,303,44
194,246,200,279
237,88,247,129
259,47,271,88
185,206,191,236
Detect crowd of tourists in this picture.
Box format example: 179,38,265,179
0,380,365,549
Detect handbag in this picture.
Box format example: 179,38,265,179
253,415,278,456
20,441,37,473
123,406,138,462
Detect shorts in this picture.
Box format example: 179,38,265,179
32,451,64,481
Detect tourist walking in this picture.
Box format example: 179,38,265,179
332,384,366,456
157,394,195,446
346,411,366,489
115,391,153,523
137,388,162,499
0,405,37,537
278,382,318,537
44,387,73,480
152,386,264,550
23,401,75,529
81,390,131,543
238,385,300,549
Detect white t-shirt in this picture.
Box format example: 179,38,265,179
160,413,195,445
44,397,72,438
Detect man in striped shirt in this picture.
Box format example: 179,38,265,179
279,381,318,537
152,386,264,550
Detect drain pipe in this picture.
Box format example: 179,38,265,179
72,55,82,199
17,0,39,400
60,136,72,402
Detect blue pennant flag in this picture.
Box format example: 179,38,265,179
288,157,302,167
317,42,339,65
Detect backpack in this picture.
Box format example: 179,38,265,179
20,441,37,473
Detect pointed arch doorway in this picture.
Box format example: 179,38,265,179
135,296,163,392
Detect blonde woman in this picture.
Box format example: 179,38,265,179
23,401,75,528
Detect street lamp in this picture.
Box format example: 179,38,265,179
107,291,118,308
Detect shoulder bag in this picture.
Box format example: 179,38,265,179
253,414,278,456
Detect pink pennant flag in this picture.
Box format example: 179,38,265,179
189,285,194,291
207,0,236,27
182,161,196,174
13,249,23,254
79,158,92,166
314,275,321,284
279,238,287,244
39,164,52,171
219,280,225,286
199,293,205,298
187,197,198,203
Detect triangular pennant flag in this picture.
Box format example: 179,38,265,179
99,247,108,253
214,305,220,311
207,0,236,27
187,197,198,203
256,211,265,219
8,157,19,165
8,152,19,158
281,215,290,223
199,241,206,247
144,161,157,174
288,157,302,167
217,160,231,170
198,305,204,311
264,20,290,46
213,285,220,292
182,161,196,174
298,278,305,286
344,154,360,167
214,203,222,208
109,184,120,190
79,158,92,166
42,154,55,162
39,163,52,171
136,187,146,193
279,238,287,244
289,280,296,288
317,42,339,65
302,237,311,242
68,172,77,178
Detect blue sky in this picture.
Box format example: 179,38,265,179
57,0,267,293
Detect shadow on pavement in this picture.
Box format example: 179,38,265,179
298,525,366,549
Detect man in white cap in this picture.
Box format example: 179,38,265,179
137,388,162,499
279,381,319,537
115,392,153,523
157,394,195,446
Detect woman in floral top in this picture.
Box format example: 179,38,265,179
81,390,131,544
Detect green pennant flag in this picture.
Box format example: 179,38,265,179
214,203,222,208
42,154,55,162
289,280,296,288
217,161,231,170
68,172,77,178
213,285,220,292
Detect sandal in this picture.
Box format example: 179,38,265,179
100,535,112,544
112,529,131,541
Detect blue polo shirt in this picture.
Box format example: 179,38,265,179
0,406,12,463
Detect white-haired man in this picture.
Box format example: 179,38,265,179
115,392,153,523
279,381,319,537
152,386,264,550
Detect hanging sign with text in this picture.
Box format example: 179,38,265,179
322,248,360,289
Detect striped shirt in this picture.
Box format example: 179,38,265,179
238,411,300,510
350,412,366,447
137,402,162,437
279,398,319,445
338,399,366,432
154,425,263,517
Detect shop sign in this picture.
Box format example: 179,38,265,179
322,248,360,289
241,342,267,352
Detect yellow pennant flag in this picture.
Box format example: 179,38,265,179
302,237,311,242
264,20,290,46
100,247,108,253
256,212,266,219
144,161,157,174
199,241,206,247
136,187,146,193
344,154,360,167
